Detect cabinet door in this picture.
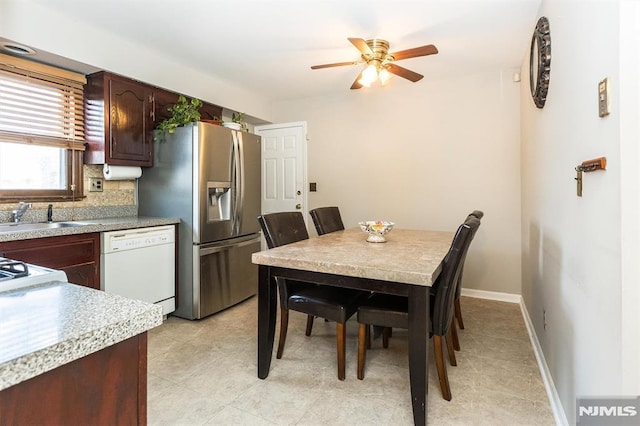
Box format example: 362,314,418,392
0,334,147,425
153,88,223,123
200,102,223,121
0,234,101,289
152,86,179,125
84,72,154,167
108,77,153,166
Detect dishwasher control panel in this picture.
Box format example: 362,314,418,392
102,225,175,253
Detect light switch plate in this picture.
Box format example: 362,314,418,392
598,77,610,117
89,177,103,192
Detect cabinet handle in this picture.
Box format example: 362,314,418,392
150,94,156,121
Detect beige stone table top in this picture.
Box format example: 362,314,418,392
252,227,454,286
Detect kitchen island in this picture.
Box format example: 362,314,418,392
0,281,162,424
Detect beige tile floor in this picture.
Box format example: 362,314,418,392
147,296,555,425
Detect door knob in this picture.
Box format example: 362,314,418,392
296,204,302,209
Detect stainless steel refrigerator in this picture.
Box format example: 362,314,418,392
138,122,261,319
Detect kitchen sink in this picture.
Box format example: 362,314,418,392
0,221,88,234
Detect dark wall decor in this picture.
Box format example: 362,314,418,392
529,16,551,109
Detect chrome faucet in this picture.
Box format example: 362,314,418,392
12,202,32,223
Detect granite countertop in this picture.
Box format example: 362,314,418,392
0,281,162,391
252,227,454,286
0,216,180,243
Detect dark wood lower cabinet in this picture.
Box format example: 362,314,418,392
0,233,100,289
0,333,148,425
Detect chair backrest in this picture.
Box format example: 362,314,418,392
454,215,482,300
431,221,475,336
469,210,484,220
309,206,345,235
258,212,309,249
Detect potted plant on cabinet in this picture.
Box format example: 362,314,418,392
154,95,203,141
222,112,247,131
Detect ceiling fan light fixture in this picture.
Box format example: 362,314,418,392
379,68,392,85
358,63,378,87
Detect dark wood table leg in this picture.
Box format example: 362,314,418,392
258,265,277,379
408,285,429,425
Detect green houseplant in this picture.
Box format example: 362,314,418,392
154,95,203,141
222,112,247,131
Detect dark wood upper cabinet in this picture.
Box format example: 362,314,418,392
85,72,154,167
84,72,223,167
152,87,180,124
153,87,223,123
200,103,224,121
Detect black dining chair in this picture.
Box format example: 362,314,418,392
451,210,483,350
309,206,345,235
257,211,370,380
356,219,476,401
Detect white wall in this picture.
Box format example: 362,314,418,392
272,69,523,295
521,0,639,423
619,0,640,397
0,0,273,121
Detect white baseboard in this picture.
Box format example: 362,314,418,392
519,300,569,426
461,288,568,425
460,287,522,304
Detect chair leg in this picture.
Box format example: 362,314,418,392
336,322,346,380
451,320,461,351
382,327,391,348
433,335,452,401
357,323,367,380
454,297,465,330
276,309,289,359
305,315,314,336
445,328,457,366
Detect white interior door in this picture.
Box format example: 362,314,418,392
255,121,307,222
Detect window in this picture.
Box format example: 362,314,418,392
0,53,86,202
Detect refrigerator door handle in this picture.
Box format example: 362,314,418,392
237,131,246,233
231,130,244,235
199,237,259,256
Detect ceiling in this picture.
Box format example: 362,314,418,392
20,0,540,102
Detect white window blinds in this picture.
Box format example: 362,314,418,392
0,53,86,151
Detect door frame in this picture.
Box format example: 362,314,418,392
254,121,309,226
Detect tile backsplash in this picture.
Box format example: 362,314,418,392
0,165,137,222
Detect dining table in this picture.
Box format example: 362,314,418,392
251,226,454,425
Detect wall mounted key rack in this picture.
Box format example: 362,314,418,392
575,157,606,196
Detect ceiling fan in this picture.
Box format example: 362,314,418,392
311,37,438,90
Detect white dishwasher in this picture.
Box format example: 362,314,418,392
101,225,175,316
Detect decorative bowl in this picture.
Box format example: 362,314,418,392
358,221,395,243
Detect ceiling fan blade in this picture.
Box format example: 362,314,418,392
389,44,438,61
386,63,424,82
311,61,364,70
350,71,364,90
311,60,362,70
348,37,373,56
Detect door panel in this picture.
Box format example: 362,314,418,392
196,123,235,243
198,236,260,318
255,123,307,219
237,132,262,236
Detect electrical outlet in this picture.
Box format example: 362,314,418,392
89,177,103,192
543,309,547,330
